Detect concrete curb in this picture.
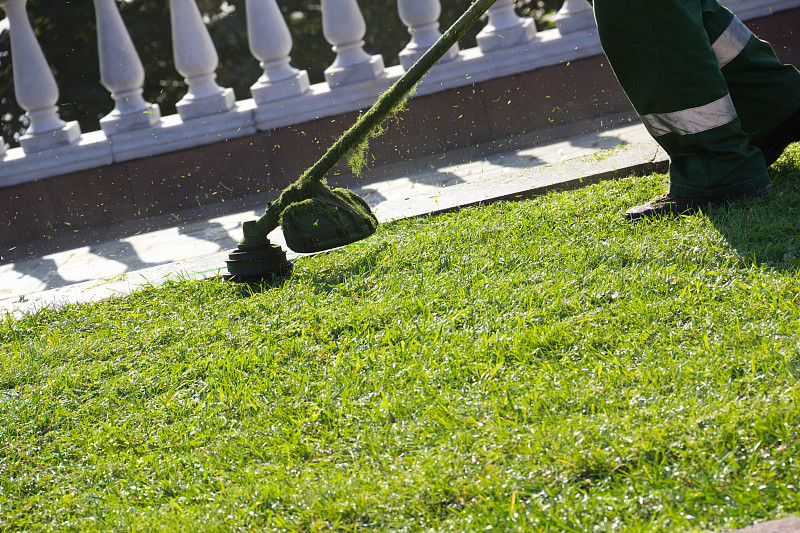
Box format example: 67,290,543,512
374,140,667,221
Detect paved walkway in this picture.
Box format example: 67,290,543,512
726,517,800,533
0,122,664,316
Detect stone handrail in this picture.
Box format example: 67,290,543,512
0,0,797,188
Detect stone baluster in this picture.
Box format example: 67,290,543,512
0,0,80,153
555,0,595,34
246,0,310,104
93,0,161,135
476,0,536,53
321,0,385,87
169,0,235,120
397,0,458,71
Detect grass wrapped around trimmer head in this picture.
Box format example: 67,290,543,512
280,182,378,254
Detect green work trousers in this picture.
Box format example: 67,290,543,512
592,0,800,197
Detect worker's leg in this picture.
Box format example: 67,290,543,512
701,0,800,141
700,0,800,164
593,0,770,200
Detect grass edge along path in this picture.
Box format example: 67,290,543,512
1,146,799,532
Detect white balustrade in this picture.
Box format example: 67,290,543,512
555,0,595,34
397,0,458,71
93,0,161,135
169,0,235,120
246,0,310,104
1,0,791,187
476,0,536,53
0,0,80,153
321,0,385,87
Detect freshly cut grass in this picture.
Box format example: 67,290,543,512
1,146,800,532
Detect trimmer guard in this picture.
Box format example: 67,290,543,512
280,186,379,253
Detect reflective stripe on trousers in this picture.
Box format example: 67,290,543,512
641,94,737,137
712,16,752,69
640,17,751,138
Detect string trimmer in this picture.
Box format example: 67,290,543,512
225,0,498,280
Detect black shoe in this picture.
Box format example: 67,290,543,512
623,184,773,220
753,106,800,166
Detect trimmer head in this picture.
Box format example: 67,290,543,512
224,243,293,281
224,184,377,282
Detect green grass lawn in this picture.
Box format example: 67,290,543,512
2,146,800,532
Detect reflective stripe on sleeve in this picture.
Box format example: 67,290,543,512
640,94,738,137
712,17,752,68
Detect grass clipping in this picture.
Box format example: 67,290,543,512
346,89,415,176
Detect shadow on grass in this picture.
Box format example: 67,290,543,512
706,156,800,271
228,239,391,298
303,240,391,290
228,273,293,297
